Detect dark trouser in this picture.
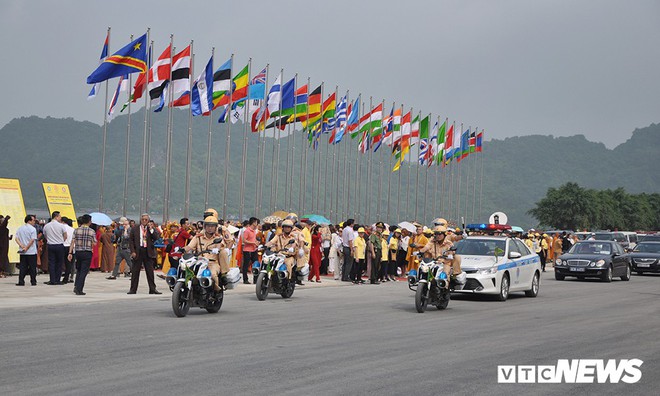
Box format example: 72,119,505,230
18,254,37,285
539,251,547,271
47,244,65,284
130,248,158,293
379,260,388,280
351,259,364,282
113,248,132,277
389,251,399,276
74,251,93,293
321,247,330,275
62,250,74,282
370,254,381,282
341,247,353,281
396,249,408,274
242,251,258,282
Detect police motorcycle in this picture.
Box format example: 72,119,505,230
165,240,239,317
253,241,299,300
407,247,462,313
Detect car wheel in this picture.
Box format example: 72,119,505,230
601,265,612,283
554,272,565,281
525,271,540,297
497,273,510,302
620,265,631,281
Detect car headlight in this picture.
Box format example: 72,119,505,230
477,267,498,275
594,259,606,267
555,259,562,265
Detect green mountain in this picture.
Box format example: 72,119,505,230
1,110,659,228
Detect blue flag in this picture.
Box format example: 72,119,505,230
87,33,148,84
191,56,214,116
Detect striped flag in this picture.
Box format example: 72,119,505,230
108,74,129,120
332,95,347,144
88,31,109,99
191,55,214,116
170,45,192,107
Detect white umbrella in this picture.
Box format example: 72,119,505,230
397,221,416,233
89,212,113,226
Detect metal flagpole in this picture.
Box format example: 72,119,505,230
448,121,455,223
440,117,447,214
343,92,353,220
222,54,234,220
355,101,363,223
423,113,431,222
432,115,441,218
283,76,294,211
269,70,282,212
239,58,252,220
406,107,413,221
479,130,485,220
413,111,421,221
255,64,269,216
300,77,311,214
395,104,403,222
184,42,194,218
376,99,385,220
464,126,473,223
386,102,395,222
99,27,111,211
204,48,215,210
456,123,464,224
145,45,154,213
163,37,174,224
139,32,151,214
288,74,298,211
471,130,479,222
365,97,373,222
122,34,133,217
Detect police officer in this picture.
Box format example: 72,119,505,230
419,226,463,276
265,219,302,280
184,216,230,291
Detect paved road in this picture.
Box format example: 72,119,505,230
1,272,658,396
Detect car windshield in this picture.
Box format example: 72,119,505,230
569,242,612,255
633,243,660,254
594,233,614,241
455,239,506,256
640,235,660,242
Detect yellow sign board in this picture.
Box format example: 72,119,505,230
42,183,78,228
0,178,27,263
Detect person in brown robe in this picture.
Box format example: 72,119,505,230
100,227,115,273
0,215,11,277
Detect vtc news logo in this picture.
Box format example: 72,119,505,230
498,359,643,384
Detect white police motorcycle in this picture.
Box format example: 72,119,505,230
408,248,464,313
253,241,307,300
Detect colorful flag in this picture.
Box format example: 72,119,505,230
359,103,383,133
88,31,109,99
418,138,429,165
147,44,172,112
409,114,421,145
331,95,347,144
436,120,447,165
270,77,295,119
428,121,438,167
300,85,323,127
398,111,412,151
457,128,470,162
476,131,483,152
346,95,360,136
248,67,267,99
215,63,249,106
469,131,477,153
170,45,191,107
211,58,232,109
191,56,214,116
107,74,128,120
87,33,147,84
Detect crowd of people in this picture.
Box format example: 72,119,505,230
1,209,469,295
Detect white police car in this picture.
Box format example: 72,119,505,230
453,234,541,301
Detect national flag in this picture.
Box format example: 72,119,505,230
381,106,396,147
443,123,454,166
358,131,371,153
346,95,360,136
428,121,439,167
263,74,282,129
469,131,477,153
270,77,295,118
299,85,322,127
398,111,412,151
435,120,447,165
191,55,214,116
321,92,337,134
87,31,110,99
457,128,470,162
359,103,383,133
107,74,129,120
331,95,347,144
211,58,232,109
386,108,403,149
170,45,191,107
418,138,429,165
476,131,483,152
145,45,172,112
248,67,267,99
409,114,421,145
392,145,410,172
214,63,249,107
87,33,147,84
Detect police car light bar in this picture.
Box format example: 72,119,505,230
466,223,512,231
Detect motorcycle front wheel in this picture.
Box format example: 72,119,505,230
415,282,428,313
436,290,450,310
172,281,191,317
256,272,269,301
205,288,224,313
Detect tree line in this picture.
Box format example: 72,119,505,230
528,182,660,231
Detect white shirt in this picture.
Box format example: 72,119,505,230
400,235,410,251
341,226,355,248
15,224,38,255
63,224,74,247
43,220,67,245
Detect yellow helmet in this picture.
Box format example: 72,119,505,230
358,227,365,233
204,216,218,225
423,226,433,235
433,218,448,226
204,208,218,218
382,229,390,236
434,225,447,233
285,212,298,223
282,219,294,228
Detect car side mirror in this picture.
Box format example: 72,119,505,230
509,251,522,259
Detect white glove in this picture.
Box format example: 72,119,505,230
298,248,305,258
287,247,295,253
211,248,219,255
224,248,231,257
174,247,180,253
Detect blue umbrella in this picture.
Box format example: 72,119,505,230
89,212,113,226
511,226,525,233
302,214,332,225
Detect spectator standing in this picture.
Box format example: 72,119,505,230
352,227,366,284
308,225,322,283
100,226,115,272
108,217,132,279
0,215,11,277
320,225,331,275
68,214,96,295
42,211,68,285
241,217,260,284
15,215,38,286
329,225,342,280
61,217,75,284
341,219,355,282
127,213,162,294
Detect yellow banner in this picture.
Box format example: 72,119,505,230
0,178,27,263
42,183,78,228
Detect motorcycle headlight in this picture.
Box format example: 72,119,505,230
437,271,448,280
477,267,498,275
263,256,270,265
200,268,212,277
420,265,428,273
166,268,177,277
179,261,188,269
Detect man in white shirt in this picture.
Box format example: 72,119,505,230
341,219,355,282
61,217,75,284
42,211,68,285
15,215,38,286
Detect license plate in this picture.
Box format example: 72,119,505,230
570,267,586,272
637,263,651,268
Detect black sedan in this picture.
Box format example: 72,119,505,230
554,241,631,282
629,241,660,275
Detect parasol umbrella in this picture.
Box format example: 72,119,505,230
262,215,282,224
371,222,390,230
226,224,240,234
303,214,332,225
511,226,525,233
271,210,289,219
89,212,113,226
397,221,416,233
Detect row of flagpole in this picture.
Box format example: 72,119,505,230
91,28,487,226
